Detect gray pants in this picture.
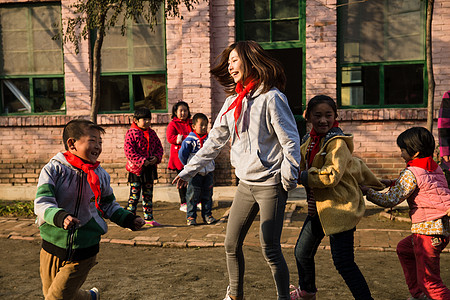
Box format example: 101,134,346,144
224,182,289,299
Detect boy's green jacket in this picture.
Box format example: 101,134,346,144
35,152,135,260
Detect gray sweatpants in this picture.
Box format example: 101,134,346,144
224,182,290,299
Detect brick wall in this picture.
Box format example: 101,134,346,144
1,0,450,189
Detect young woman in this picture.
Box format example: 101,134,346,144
173,41,301,300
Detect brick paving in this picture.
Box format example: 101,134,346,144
0,199,427,252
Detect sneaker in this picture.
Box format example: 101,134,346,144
89,287,99,300
145,219,162,227
290,285,316,300
197,203,202,211
187,217,197,226
179,203,187,212
205,215,217,225
223,286,232,300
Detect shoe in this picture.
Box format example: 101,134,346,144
89,287,99,300
290,285,316,300
223,286,232,300
187,218,197,226
179,203,187,212
205,215,217,225
197,203,202,211
145,219,162,227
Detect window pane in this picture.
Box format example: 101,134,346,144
338,0,424,63
1,79,31,113
341,86,363,106
341,66,379,106
99,76,130,111
244,22,270,42
34,78,64,112
244,0,269,20
133,74,166,110
273,21,298,41
385,64,423,105
101,8,165,73
0,5,63,75
273,0,298,19
31,5,62,74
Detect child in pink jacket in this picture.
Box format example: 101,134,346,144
124,107,163,226
360,127,450,300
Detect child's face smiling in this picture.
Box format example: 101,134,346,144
176,105,189,120
193,119,208,136
70,128,102,163
308,103,336,135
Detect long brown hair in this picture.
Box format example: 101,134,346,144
211,41,286,95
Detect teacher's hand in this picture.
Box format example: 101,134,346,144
172,175,188,189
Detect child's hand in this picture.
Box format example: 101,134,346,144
176,134,183,144
443,155,450,163
172,175,188,189
134,217,145,230
359,185,370,196
148,156,158,165
380,179,393,187
63,215,80,230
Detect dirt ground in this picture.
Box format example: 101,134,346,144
2,202,450,300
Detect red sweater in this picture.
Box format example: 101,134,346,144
166,118,192,170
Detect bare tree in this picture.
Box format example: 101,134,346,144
63,0,199,123
426,0,435,132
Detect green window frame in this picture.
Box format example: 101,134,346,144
337,0,427,109
98,8,167,114
235,0,306,124
0,2,65,115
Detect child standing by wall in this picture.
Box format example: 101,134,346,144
166,101,192,212
360,127,450,300
178,113,217,226
35,119,145,299
291,95,384,300
173,41,301,300
124,107,164,227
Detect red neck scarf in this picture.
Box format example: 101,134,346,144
131,122,150,153
222,78,259,138
63,151,103,216
307,121,339,166
407,156,439,172
194,132,207,148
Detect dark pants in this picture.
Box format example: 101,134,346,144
186,172,213,221
294,214,373,299
176,169,187,204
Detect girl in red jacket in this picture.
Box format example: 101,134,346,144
166,101,192,212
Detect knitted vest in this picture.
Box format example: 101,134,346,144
407,166,450,223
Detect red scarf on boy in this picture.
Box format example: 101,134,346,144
307,121,339,167
63,151,103,216
194,132,207,148
131,122,150,153
407,156,439,172
222,78,259,138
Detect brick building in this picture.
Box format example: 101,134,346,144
1,0,449,193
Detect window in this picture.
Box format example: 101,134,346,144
0,3,64,114
236,0,305,118
338,0,426,108
99,8,166,113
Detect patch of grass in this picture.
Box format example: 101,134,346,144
0,201,34,218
